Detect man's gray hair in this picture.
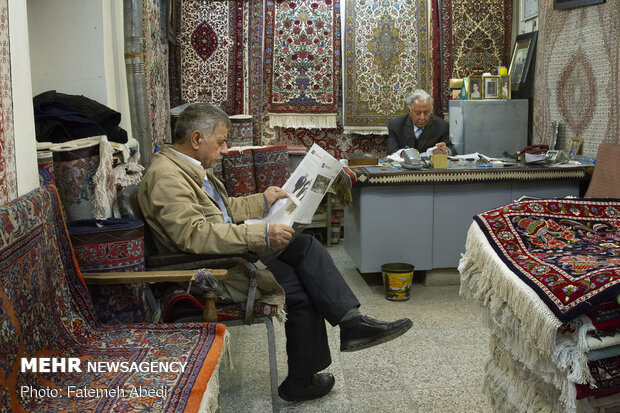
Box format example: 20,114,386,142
173,103,232,144
405,89,432,108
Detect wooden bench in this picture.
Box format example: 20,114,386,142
0,185,228,412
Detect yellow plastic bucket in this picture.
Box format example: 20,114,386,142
381,263,414,301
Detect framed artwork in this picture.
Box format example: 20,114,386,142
554,0,605,10
469,77,483,100
484,76,500,99
567,137,583,159
509,31,538,92
500,75,511,99
522,0,538,20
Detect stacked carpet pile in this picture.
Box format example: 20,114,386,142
459,198,620,412
220,144,289,197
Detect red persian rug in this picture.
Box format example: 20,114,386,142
221,149,257,197
576,355,620,399
67,218,148,324
179,0,244,114
252,145,290,193
265,0,340,128
473,198,620,323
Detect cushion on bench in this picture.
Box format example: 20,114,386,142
0,185,228,412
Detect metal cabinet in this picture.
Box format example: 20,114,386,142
449,99,528,157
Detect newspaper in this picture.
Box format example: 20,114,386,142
246,143,342,263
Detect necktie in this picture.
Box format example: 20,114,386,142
415,127,423,139
203,177,232,223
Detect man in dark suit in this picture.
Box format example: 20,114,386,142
387,89,456,156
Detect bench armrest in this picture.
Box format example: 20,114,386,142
81,269,228,285
82,269,228,323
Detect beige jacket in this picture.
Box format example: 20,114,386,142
138,146,284,307
139,146,268,255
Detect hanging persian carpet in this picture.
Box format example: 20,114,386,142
247,0,267,142
0,0,16,204
179,0,244,114
438,0,512,114
343,0,430,134
143,0,171,145
265,0,341,129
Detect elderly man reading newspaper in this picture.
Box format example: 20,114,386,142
138,103,412,403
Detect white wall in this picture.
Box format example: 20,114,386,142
10,0,38,196
26,0,132,136
102,0,132,136
28,0,107,102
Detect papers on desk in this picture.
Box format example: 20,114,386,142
450,152,499,161
524,152,548,164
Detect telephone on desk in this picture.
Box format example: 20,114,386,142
401,148,426,170
517,144,549,163
518,144,549,157
517,144,569,164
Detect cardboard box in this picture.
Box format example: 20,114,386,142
344,153,378,166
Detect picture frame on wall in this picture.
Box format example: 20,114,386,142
522,0,538,21
554,0,605,10
483,76,500,99
567,137,583,159
500,75,511,99
469,77,483,100
509,31,538,92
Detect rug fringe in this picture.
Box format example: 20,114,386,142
268,113,337,129
342,126,388,135
331,173,352,206
91,136,114,219
483,309,591,409
485,334,567,413
111,142,144,188
198,329,231,413
459,222,600,412
459,222,562,355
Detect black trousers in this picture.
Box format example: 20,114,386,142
267,234,360,379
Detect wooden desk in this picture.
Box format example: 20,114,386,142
343,164,587,273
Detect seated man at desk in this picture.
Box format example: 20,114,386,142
138,103,413,403
387,89,456,156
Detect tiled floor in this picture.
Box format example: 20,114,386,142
219,244,492,412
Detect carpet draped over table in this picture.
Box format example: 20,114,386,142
460,198,620,412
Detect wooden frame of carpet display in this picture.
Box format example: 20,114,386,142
553,0,605,10
509,31,537,93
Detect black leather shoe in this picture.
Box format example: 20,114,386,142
340,315,413,352
278,373,336,402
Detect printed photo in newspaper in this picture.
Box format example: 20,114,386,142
245,143,342,263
